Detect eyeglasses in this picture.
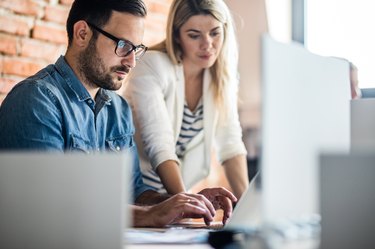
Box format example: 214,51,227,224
87,22,147,60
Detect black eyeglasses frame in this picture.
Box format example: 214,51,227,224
87,22,147,60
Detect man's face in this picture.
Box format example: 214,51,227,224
78,11,145,91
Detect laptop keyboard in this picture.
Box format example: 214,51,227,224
168,220,224,230
206,222,224,230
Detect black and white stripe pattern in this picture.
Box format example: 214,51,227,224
176,100,204,157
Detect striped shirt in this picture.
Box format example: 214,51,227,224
176,99,204,158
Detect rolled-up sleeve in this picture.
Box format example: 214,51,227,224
124,52,180,170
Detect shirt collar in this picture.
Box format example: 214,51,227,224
54,56,112,105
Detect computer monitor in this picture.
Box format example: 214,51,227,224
361,88,375,98
351,98,375,152
320,153,375,249
260,35,351,225
0,152,131,249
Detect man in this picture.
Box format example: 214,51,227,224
0,0,236,227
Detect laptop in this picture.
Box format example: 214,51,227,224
224,172,261,230
320,153,375,249
351,98,375,152
260,35,350,227
0,152,131,249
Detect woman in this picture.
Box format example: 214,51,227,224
123,0,248,198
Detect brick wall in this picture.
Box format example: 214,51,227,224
0,0,172,104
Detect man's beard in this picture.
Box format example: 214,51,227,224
78,38,129,91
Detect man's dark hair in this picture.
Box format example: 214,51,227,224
66,0,147,46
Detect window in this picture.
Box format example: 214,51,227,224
306,0,375,88
266,0,291,43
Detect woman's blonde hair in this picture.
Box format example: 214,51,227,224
151,0,239,111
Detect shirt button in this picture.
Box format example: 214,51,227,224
116,146,121,151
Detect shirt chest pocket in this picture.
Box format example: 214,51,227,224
69,134,91,153
106,135,134,152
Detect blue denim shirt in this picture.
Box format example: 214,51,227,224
0,56,152,200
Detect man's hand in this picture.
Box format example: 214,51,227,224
198,187,237,224
133,193,216,227
132,188,237,227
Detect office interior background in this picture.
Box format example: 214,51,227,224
0,0,372,191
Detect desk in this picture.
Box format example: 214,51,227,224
128,245,211,249
127,239,318,249
125,228,319,249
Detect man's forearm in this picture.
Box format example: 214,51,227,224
131,205,153,227
134,189,171,205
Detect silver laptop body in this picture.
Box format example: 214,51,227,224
224,172,261,230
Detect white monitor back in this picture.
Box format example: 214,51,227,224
260,35,351,225
351,98,375,151
0,152,131,249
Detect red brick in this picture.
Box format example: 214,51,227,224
44,4,70,24
59,0,74,6
20,38,66,62
0,0,44,17
2,56,46,78
0,13,33,36
0,34,19,55
0,77,20,94
32,20,68,44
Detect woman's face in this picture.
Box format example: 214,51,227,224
178,14,224,71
